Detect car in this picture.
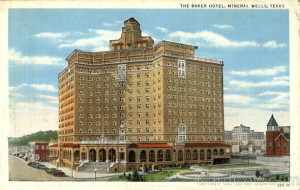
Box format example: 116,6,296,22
37,164,48,170
28,162,38,167
52,171,65,177
32,162,41,168
46,168,59,174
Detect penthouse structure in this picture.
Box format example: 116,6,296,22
50,17,231,172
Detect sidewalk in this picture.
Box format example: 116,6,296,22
42,162,121,179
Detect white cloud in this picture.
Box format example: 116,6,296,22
9,92,23,98
213,24,233,29
168,30,259,48
37,95,58,104
263,41,287,49
230,66,286,76
168,30,286,49
259,91,289,96
258,91,289,109
103,20,122,27
224,94,256,105
155,26,168,33
9,101,58,137
31,84,57,92
9,48,65,66
10,83,57,92
255,103,287,109
224,107,289,131
34,32,71,39
273,76,289,81
229,75,289,88
59,29,120,51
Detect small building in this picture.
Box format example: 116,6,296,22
28,142,50,162
264,115,290,156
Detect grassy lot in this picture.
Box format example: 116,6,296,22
197,164,265,170
110,169,190,181
143,169,190,181
263,174,289,182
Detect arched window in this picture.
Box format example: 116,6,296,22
178,150,183,161
165,150,171,161
149,150,155,162
140,150,146,162
219,149,224,155
200,149,205,160
213,149,218,156
186,149,191,160
207,149,211,159
157,150,163,161
129,150,135,162
193,149,198,160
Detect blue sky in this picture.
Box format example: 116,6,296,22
8,9,290,137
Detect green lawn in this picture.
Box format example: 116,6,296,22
197,164,265,170
110,169,190,181
143,169,190,181
263,174,289,182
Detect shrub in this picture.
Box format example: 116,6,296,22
269,177,276,182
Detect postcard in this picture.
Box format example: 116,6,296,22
0,0,299,190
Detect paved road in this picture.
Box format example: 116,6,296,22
9,155,73,181
9,156,112,181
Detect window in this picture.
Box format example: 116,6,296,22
35,145,39,150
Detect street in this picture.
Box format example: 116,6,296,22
9,155,72,181
9,156,112,181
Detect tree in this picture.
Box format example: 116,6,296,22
132,168,139,181
8,130,58,146
255,170,260,178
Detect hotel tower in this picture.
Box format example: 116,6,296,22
50,17,231,172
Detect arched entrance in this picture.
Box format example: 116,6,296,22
74,150,80,161
200,149,205,160
89,149,96,162
193,149,198,160
186,149,191,160
109,149,116,162
140,150,146,162
129,150,135,162
157,150,163,161
165,150,171,161
99,148,106,162
149,150,155,162
178,150,183,161
207,149,212,159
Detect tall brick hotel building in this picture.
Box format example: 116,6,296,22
49,18,231,172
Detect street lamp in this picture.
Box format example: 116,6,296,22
94,168,97,181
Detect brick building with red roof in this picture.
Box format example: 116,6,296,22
264,115,290,156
